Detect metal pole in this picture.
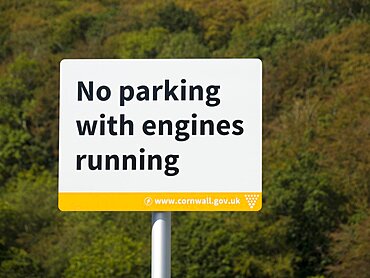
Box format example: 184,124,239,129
152,212,171,278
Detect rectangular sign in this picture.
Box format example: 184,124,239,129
59,59,262,211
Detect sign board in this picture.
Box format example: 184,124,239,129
58,59,262,211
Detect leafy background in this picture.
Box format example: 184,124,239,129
0,0,369,277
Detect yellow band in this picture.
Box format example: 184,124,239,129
58,192,262,211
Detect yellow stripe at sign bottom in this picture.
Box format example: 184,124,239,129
58,192,262,211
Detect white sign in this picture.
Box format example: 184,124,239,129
59,59,262,211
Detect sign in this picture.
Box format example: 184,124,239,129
58,59,262,211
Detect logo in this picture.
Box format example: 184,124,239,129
244,194,259,209
144,197,153,206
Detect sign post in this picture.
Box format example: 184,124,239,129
152,212,171,278
59,58,262,277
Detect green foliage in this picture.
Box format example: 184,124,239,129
0,128,32,184
0,54,42,126
0,169,57,245
0,169,57,276
0,17,11,60
157,2,200,33
172,213,233,277
321,0,370,20
51,13,96,53
0,54,47,184
0,247,42,278
327,211,370,277
267,152,344,276
64,224,145,278
159,32,209,58
186,0,248,50
172,213,295,277
49,3,107,53
8,53,43,91
106,27,169,58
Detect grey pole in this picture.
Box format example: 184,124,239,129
152,212,171,278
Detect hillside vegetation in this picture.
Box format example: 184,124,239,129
0,0,369,277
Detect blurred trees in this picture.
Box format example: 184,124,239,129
327,211,370,278
0,54,47,184
63,224,146,278
105,27,169,58
157,2,200,33
159,32,209,58
0,0,369,277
